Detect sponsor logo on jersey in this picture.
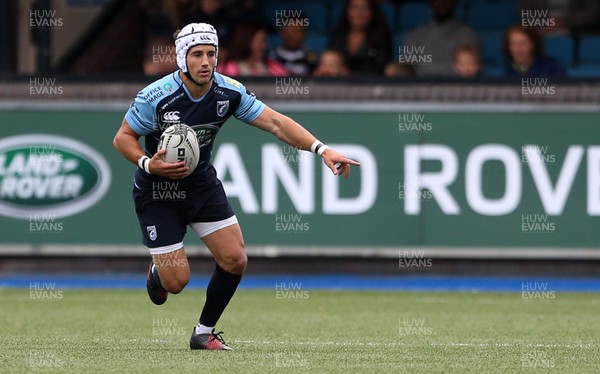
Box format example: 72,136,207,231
162,111,180,124
163,82,173,92
0,134,111,219
193,125,220,146
217,100,229,117
147,225,157,241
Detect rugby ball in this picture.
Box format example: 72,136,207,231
157,124,200,176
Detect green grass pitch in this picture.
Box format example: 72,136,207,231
1,288,599,373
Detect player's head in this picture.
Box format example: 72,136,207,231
174,23,219,85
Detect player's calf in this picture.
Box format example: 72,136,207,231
160,273,189,294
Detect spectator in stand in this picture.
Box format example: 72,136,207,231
453,45,482,78
269,16,318,76
140,0,197,38
328,0,392,75
520,0,600,36
217,23,289,77
313,50,350,77
403,0,479,77
183,0,235,62
503,26,567,77
140,0,198,75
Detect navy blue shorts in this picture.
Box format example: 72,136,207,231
132,165,235,252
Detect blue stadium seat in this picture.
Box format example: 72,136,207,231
568,65,600,78
393,32,405,59
267,34,282,49
304,34,328,55
482,65,504,77
544,35,575,67
579,36,600,65
380,2,397,31
397,2,430,31
263,1,328,33
479,31,505,67
467,2,517,31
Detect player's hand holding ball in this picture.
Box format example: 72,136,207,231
149,124,200,179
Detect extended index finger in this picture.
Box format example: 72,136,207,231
339,157,360,166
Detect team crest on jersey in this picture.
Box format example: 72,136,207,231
217,100,229,117
147,226,157,241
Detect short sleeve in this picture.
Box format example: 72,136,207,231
124,93,157,136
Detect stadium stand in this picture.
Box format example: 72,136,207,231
544,35,575,68
467,1,518,31
397,2,431,32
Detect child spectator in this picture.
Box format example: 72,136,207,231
453,45,482,78
313,50,350,77
269,16,317,76
218,22,288,77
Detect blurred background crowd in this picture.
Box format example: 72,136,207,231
5,0,600,79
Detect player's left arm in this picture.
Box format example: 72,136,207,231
249,106,360,177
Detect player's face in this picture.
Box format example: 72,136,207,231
186,44,217,85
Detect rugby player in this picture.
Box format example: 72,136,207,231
113,23,359,351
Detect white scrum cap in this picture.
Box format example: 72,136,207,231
175,23,219,72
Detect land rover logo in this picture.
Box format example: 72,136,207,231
0,134,111,219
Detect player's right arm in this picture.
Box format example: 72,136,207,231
113,118,189,179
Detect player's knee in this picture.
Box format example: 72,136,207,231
221,252,247,274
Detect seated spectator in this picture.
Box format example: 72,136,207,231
503,26,567,78
453,45,482,78
520,0,600,36
328,0,392,75
403,0,479,77
143,37,177,76
269,16,318,76
140,0,197,39
140,0,198,74
313,50,350,77
217,23,289,77
384,61,413,77
183,0,235,62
